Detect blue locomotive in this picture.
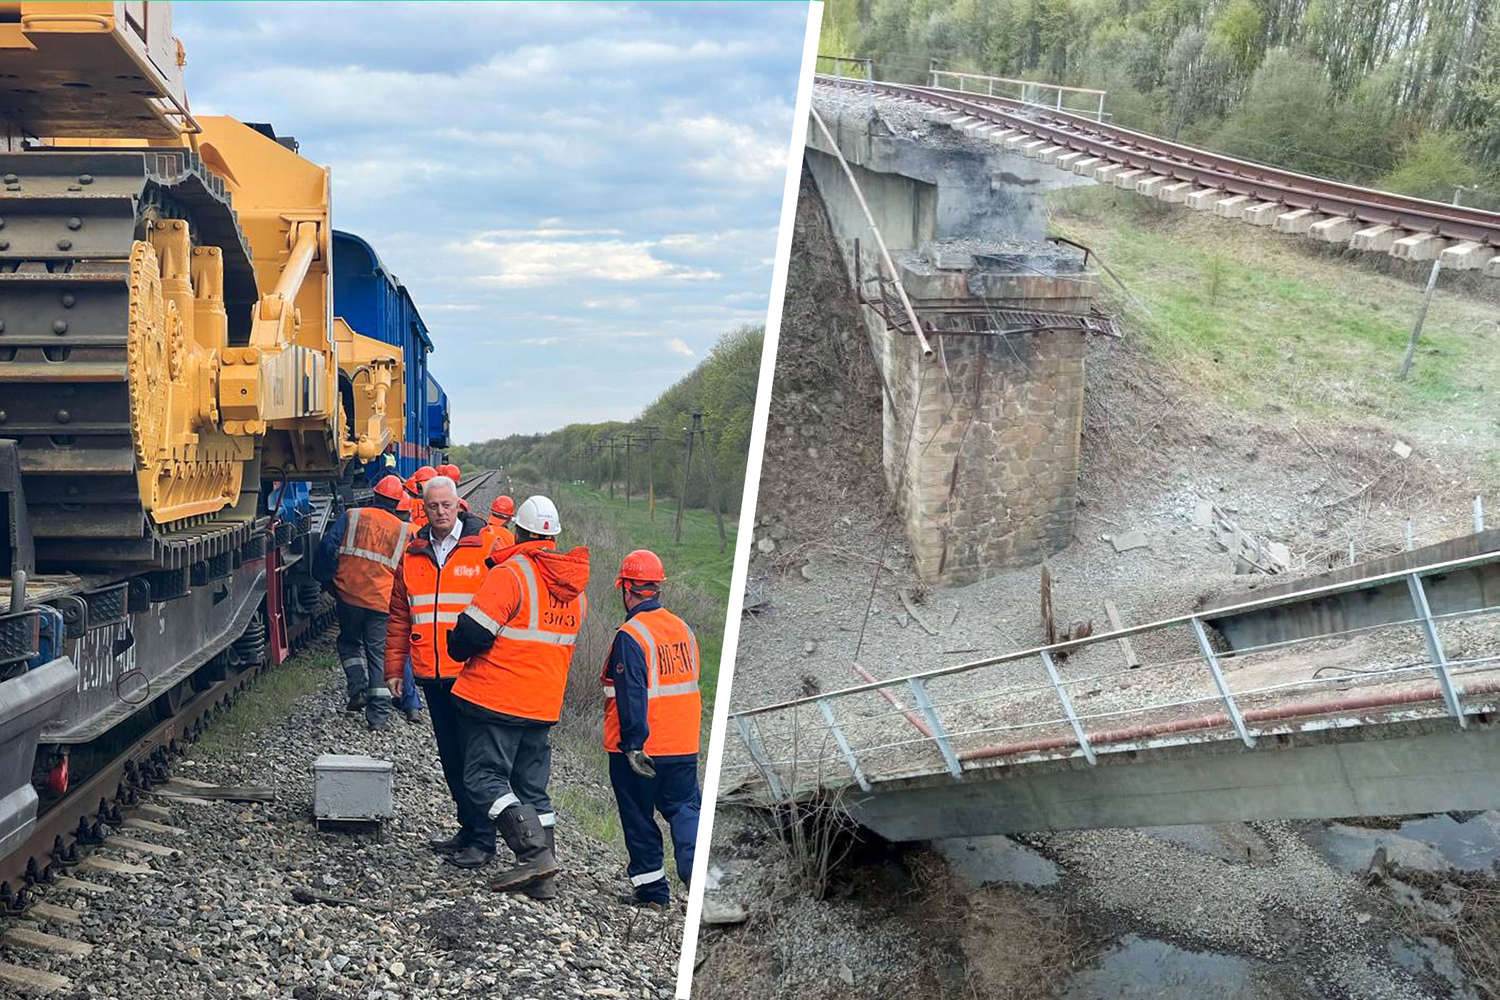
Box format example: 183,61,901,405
333,230,451,477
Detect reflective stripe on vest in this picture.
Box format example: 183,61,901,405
450,548,586,722
602,607,701,756
615,618,701,698
333,508,410,611
338,509,410,569
399,536,488,681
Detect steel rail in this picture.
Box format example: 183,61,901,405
1,649,271,899
817,75,1500,248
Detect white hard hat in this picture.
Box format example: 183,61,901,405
514,495,561,536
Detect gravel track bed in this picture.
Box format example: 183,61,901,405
0,644,682,999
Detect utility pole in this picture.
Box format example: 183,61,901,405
673,422,694,544
639,425,659,520
623,432,635,507
607,436,621,501
672,412,728,551
1400,186,1470,381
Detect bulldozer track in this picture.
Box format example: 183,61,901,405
0,149,260,569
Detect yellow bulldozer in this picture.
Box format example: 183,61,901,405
0,1,403,566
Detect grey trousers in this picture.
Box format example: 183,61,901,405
335,600,390,726
462,716,555,827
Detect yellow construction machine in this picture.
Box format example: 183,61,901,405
0,1,401,565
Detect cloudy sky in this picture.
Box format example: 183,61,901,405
173,2,809,442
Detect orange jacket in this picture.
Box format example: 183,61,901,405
486,517,515,551
384,514,489,683
450,540,590,723
602,606,701,756
332,507,410,611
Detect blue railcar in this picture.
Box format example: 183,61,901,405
332,230,451,476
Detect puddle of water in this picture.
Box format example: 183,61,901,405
1306,813,1500,874
1395,813,1500,872
933,835,1060,888
1388,937,1477,999
1062,935,1272,999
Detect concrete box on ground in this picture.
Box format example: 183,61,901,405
312,754,393,822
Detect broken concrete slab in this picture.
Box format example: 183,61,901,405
1392,440,1413,459
1110,531,1150,553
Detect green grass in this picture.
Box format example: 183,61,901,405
1049,187,1500,459
193,651,333,757
533,484,737,851
553,481,737,706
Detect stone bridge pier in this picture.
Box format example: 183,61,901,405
806,99,1101,585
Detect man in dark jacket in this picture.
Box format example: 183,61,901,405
313,475,410,730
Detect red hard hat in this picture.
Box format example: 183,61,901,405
373,475,404,501
490,495,515,518
414,466,437,484
616,549,666,588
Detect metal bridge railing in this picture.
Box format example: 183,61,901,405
726,549,1500,801
927,66,1108,122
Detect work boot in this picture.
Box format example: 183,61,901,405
488,805,557,892
427,830,467,853
401,706,423,723
616,890,666,912
523,827,558,900
444,845,494,869
344,693,365,714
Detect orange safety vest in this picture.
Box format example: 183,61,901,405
409,497,428,528
451,542,590,723
386,523,489,682
486,518,515,551
602,607,701,757
332,507,410,611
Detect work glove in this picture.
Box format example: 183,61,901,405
626,750,656,779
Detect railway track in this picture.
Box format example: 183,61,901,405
0,588,332,898
0,477,493,987
819,75,1500,272
0,470,499,987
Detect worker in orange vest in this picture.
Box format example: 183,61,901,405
447,495,590,896
313,474,411,730
385,474,496,863
404,466,438,527
602,549,701,908
487,495,516,549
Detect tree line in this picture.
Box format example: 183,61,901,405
451,326,763,515
821,0,1500,207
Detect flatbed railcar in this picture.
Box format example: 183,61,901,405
0,1,455,883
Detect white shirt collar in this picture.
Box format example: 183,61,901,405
431,517,464,565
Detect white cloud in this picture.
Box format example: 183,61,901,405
454,235,721,287
665,338,696,358
582,295,641,310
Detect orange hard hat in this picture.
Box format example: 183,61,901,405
616,549,666,588
414,466,437,484
438,463,461,482
490,495,515,518
373,475,404,501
